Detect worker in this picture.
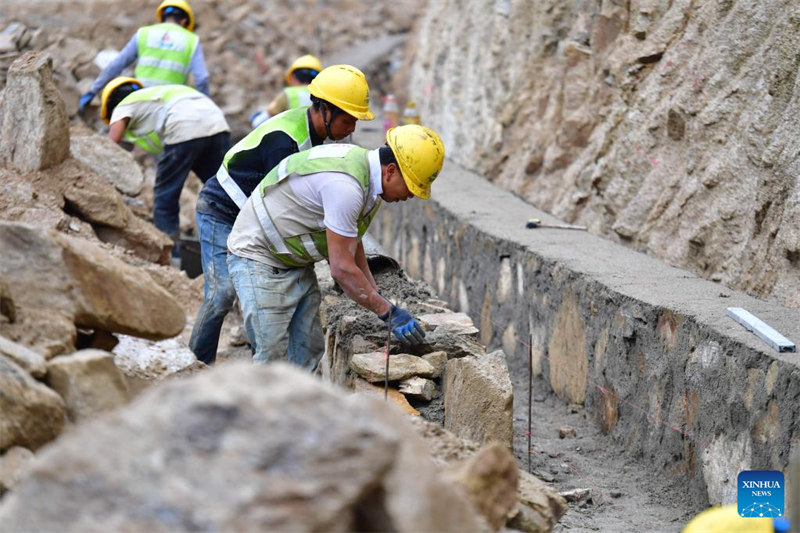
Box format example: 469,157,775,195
682,504,790,533
226,124,445,369
189,64,373,365
249,54,322,128
78,0,209,114
101,76,230,264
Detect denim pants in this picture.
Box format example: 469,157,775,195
188,212,236,364
227,253,324,370
154,131,231,256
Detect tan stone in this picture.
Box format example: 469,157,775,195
0,447,35,496
0,353,65,452
548,292,588,405
352,377,420,416
349,351,435,382
444,351,513,449
45,349,130,422
497,256,513,304
422,350,448,378
480,287,493,346
0,52,69,172
398,376,436,401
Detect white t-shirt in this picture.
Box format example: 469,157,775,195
110,94,229,146
228,148,383,268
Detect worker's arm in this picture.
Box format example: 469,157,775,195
88,34,139,95
190,42,210,96
266,91,289,117
107,118,131,143
354,240,379,293
327,229,390,316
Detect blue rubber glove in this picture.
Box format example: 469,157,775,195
249,110,269,128
379,305,426,345
78,91,95,114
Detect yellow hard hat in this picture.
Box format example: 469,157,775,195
285,54,322,85
385,125,445,200
157,0,195,32
308,64,375,121
682,505,774,533
100,76,142,124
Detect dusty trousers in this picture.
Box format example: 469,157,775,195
227,254,324,370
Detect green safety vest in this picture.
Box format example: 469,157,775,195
135,23,198,86
284,86,311,109
217,106,312,208
251,144,381,267
118,84,202,154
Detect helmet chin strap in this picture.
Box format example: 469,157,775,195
320,102,341,141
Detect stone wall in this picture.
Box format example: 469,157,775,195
370,158,800,506
407,0,800,308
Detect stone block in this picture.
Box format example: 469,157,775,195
444,350,513,448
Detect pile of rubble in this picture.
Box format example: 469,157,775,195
2,0,423,136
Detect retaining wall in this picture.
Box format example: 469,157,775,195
368,154,800,506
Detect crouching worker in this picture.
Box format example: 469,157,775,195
101,76,230,263
226,124,445,369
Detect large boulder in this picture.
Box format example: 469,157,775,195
0,363,484,532
0,353,65,453
69,124,145,197
0,51,69,172
0,222,185,356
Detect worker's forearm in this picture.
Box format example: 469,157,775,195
331,264,390,316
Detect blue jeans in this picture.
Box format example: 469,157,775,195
154,131,230,257
227,254,324,369
188,213,236,364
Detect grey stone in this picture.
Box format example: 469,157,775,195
398,376,436,401
45,349,130,422
0,52,69,172
0,335,46,378
0,363,483,533
69,124,145,197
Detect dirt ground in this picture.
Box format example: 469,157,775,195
510,370,703,533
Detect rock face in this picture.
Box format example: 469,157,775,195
0,353,65,452
0,222,185,356
409,0,800,307
0,52,69,172
0,363,483,533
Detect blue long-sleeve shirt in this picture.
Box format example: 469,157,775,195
89,28,209,95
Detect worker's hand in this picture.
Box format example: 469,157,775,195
379,305,426,345
249,110,269,128
78,91,95,114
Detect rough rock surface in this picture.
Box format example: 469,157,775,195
0,353,65,453
45,349,130,422
0,334,46,378
0,363,483,533
0,447,35,496
444,350,513,449
409,0,800,307
0,52,69,172
0,222,185,356
69,123,145,196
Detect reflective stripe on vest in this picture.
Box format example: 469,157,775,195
135,23,198,86
118,85,202,154
252,144,382,267
285,86,311,109
218,107,312,206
